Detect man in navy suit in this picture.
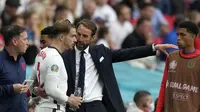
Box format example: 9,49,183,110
62,19,177,112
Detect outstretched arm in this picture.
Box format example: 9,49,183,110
111,44,156,63
110,44,177,63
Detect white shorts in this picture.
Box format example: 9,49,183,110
35,107,64,112
35,103,65,112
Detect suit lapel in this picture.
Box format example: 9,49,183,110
89,46,100,70
68,49,76,82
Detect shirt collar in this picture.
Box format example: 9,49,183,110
48,46,62,56
180,49,200,58
3,48,21,62
75,46,89,55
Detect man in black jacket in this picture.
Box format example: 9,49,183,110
63,19,177,112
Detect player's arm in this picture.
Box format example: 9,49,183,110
44,55,68,104
29,68,37,94
156,58,169,112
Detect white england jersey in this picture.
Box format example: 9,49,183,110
34,47,68,107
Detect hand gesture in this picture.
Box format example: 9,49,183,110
67,94,83,109
34,83,47,98
13,83,28,93
154,44,178,56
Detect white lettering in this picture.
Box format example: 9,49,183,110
182,84,187,90
190,86,198,93
166,80,199,93
172,92,188,101
166,80,169,88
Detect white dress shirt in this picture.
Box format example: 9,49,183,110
75,46,103,102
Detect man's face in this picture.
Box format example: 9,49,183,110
30,13,39,26
141,6,154,19
86,2,96,16
177,28,195,49
63,28,77,49
194,13,200,24
55,10,68,21
14,31,29,54
139,95,153,112
40,35,52,49
138,20,151,37
140,21,151,32
96,0,108,5
7,6,18,16
144,95,153,112
15,18,25,27
121,6,131,21
76,24,94,51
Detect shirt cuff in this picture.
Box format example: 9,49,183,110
152,44,157,51
8,85,15,95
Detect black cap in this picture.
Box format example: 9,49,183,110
6,0,21,7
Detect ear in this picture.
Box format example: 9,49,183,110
90,35,95,43
59,34,64,41
192,34,197,39
92,35,96,40
12,38,18,46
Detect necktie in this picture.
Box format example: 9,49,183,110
76,51,85,97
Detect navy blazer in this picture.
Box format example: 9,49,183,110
62,44,156,112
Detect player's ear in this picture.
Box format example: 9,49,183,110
60,34,64,41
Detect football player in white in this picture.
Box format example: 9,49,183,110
33,19,82,112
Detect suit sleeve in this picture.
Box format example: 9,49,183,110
44,55,68,104
156,58,169,112
110,44,156,63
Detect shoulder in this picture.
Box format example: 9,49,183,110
0,50,6,62
104,4,115,11
169,50,179,57
124,21,133,28
0,51,3,62
38,48,61,61
125,32,136,41
90,44,105,51
62,49,73,57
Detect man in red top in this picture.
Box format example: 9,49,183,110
156,21,200,112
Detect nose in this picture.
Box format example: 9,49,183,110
40,44,44,49
74,37,77,42
177,35,181,41
26,41,29,46
73,36,77,43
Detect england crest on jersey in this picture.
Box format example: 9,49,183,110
168,60,177,72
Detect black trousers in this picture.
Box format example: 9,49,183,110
67,101,107,112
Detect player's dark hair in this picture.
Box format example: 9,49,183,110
179,21,199,36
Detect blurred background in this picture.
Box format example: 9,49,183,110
0,0,200,111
